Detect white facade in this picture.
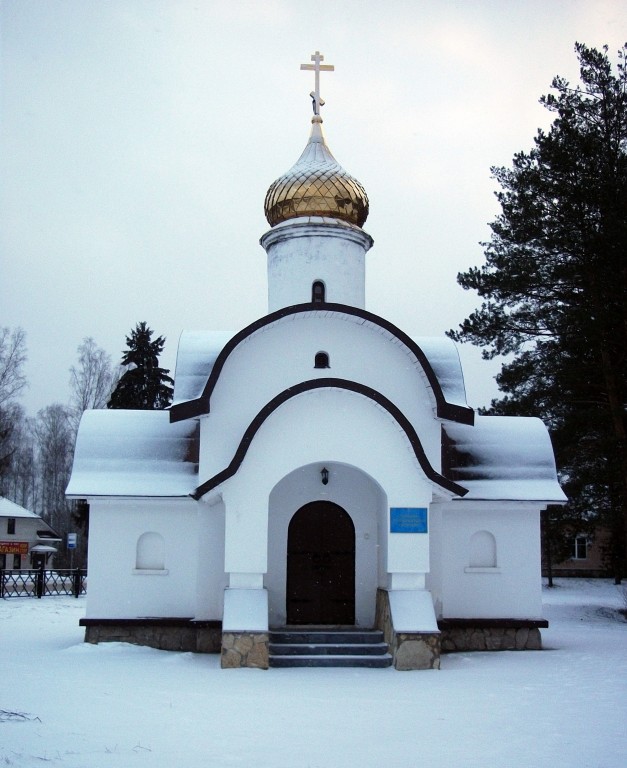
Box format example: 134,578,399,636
66,91,566,658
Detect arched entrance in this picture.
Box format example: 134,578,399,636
286,501,355,625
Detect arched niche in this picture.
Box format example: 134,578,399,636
469,530,497,568
135,531,166,571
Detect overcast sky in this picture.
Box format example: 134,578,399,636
2,0,626,416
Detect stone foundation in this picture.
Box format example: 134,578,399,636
393,632,441,670
79,614,547,665
438,619,548,652
375,588,394,647
80,618,222,653
221,632,269,669
375,589,441,670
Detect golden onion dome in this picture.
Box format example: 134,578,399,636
264,115,369,228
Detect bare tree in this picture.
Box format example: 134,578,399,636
0,404,36,507
0,327,27,407
32,404,74,534
69,337,116,431
0,327,27,482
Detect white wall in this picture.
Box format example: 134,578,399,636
85,497,226,620
429,501,543,619
194,497,228,620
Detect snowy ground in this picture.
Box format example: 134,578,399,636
1,579,626,768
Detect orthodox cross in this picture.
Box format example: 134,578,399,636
301,50,334,116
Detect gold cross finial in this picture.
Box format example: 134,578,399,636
300,50,334,117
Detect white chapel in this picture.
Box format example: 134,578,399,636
67,52,566,670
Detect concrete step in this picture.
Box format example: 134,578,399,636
270,629,384,645
269,628,392,668
270,653,393,668
269,641,389,656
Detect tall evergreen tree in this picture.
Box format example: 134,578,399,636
107,322,174,410
448,43,627,580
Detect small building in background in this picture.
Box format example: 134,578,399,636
0,496,62,569
544,527,612,578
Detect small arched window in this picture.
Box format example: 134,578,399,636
312,281,326,303
136,532,165,570
314,351,330,369
469,530,497,568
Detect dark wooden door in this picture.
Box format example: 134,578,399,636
286,501,355,625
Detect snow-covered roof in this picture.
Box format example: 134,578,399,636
412,337,468,410
172,330,233,406
0,497,60,537
66,410,199,498
0,496,39,518
443,416,567,502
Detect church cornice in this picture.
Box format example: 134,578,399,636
191,377,468,500
169,302,475,426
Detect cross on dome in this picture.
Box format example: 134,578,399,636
300,50,334,117
263,50,369,228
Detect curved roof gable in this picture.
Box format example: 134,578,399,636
192,378,468,500
170,303,474,425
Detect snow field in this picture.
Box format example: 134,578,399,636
1,579,626,768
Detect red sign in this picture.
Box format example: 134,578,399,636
0,541,29,555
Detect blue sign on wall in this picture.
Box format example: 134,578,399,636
390,507,428,533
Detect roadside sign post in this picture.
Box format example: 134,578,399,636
67,533,77,570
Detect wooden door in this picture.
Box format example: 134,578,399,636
286,501,355,625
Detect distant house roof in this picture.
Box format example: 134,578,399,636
0,497,62,538
442,416,567,503
66,410,199,498
0,496,40,518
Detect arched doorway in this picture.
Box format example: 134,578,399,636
286,501,355,625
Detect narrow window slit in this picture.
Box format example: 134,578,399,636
315,352,330,369
312,281,326,303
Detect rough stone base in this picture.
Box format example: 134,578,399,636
375,588,441,670
439,625,543,652
375,588,395,648
221,632,269,669
80,619,222,653
394,632,441,670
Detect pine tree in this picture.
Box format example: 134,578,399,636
107,322,174,410
448,43,627,580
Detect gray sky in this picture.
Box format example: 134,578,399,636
2,0,626,415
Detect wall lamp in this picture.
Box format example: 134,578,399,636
320,467,329,485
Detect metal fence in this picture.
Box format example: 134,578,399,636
0,568,86,599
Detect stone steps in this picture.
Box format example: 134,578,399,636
269,628,393,668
